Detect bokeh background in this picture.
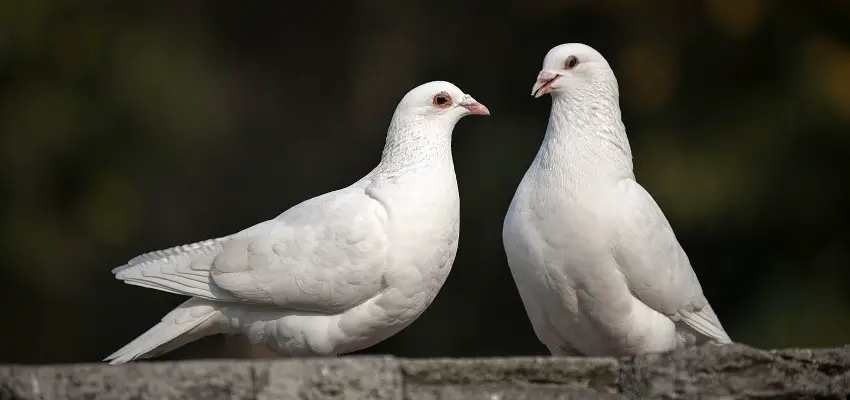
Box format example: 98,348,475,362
2,0,849,364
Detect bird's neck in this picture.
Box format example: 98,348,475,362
535,90,634,186
371,114,456,183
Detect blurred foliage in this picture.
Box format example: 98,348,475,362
1,0,849,364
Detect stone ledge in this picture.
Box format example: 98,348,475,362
1,344,848,399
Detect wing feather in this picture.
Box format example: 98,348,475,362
615,179,731,344
112,187,390,314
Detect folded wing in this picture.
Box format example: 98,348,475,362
113,187,390,314
613,179,731,344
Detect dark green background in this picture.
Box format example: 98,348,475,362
2,1,848,364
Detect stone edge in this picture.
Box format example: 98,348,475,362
1,344,849,399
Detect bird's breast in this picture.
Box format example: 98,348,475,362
370,172,460,304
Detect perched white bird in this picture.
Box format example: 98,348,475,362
502,43,731,357
105,81,489,365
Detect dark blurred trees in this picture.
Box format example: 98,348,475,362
1,0,848,364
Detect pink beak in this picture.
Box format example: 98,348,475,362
459,95,490,116
531,70,562,98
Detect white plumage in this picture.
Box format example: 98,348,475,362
502,43,731,356
106,81,489,365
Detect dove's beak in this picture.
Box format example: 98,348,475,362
531,70,562,98
459,95,490,115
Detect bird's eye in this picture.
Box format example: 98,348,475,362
432,92,452,108
565,55,579,69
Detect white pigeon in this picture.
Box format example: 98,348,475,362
502,43,731,357
105,80,489,365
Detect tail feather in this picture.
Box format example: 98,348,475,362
105,298,226,365
679,304,732,344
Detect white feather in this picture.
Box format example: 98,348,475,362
503,43,731,357
106,81,487,363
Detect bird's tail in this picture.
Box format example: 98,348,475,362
680,304,732,345
105,297,227,365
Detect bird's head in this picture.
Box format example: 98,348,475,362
397,81,490,125
531,43,614,99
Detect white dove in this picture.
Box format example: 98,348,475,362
105,81,489,365
502,43,731,357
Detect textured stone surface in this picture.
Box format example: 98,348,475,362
619,343,850,399
403,384,628,400
401,356,619,399
255,356,401,400
0,360,255,400
1,344,849,400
